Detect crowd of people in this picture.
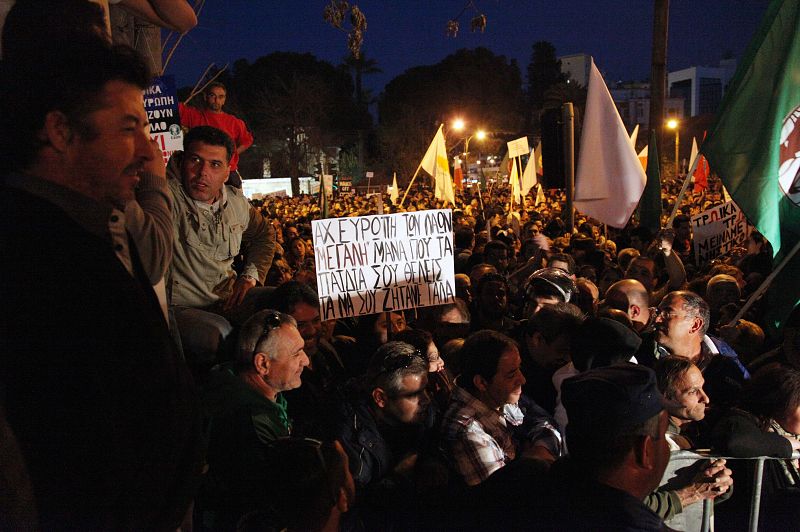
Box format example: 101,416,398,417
2,1,799,531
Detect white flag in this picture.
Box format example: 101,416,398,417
689,137,699,178
536,184,546,206
390,172,399,205
575,59,647,228
521,149,537,197
629,124,639,148
420,125,455,205
510,158,521,204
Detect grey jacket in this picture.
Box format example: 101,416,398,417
166,152,275,308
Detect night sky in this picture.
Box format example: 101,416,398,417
168,0,769,96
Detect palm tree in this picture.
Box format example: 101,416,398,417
341,53,381,179
342,53,382,108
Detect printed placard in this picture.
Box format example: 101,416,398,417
312,210,456,320
143,75,182,164
692,201,751,265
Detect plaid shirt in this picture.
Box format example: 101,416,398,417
442,386,523,486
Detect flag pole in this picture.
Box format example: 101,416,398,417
399,161,424,207
667,154,701,225
731,238,800,324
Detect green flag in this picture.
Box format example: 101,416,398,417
701,0,800,329
639,130,662,233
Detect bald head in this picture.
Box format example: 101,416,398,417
605,279,651,330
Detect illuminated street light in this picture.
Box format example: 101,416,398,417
452,118,465,132
666,118,680,175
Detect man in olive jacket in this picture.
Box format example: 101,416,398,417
166,126,276,365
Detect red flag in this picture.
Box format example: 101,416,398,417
454,166,464,191
693,132,710,192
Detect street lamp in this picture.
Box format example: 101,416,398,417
464,129,486,158
666,118,680,176
452,118,465,132
462,129,487,183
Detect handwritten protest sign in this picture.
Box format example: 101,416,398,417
143,75,182,164
692,201,750,265
312,210,456,320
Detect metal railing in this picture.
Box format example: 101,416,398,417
662,450,800,532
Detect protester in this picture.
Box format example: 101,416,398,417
542,364,672,530
179,82,254,185
655,290,750,405
199,310,309,528
167,125,276,367
442,330,562,486
1,37,202,529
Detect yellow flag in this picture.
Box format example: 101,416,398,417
420,125,455,205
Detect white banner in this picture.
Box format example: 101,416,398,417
692,201,751,265
507,136,530,159
312,210,456,320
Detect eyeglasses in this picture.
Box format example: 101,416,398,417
655,307,690,321
253,312,283,353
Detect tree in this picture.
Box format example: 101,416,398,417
341,53,380,179
378,47,525,180
227,52,367,194
526,41,567,130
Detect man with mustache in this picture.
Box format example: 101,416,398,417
166,125,275,367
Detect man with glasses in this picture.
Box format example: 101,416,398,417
166,125,275,368
654,291,749,406
336,341,430,499
199,310,309,528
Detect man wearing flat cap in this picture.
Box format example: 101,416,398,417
542,363,672,531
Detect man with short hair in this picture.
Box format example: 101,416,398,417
336,342,430,498
547,252,577,278
443,330,562,486
655,291,749,405
518,303,584,415
605,278,653,332
257,438,355,532
625,233,686,305
483,240,510,274
267,281,346,438
200,310,310,527
648,355,733,522
471,273,519,334
543,364,672,530
179,82,254,183
1,41,202,529
656,356,710,446
167,125,276,366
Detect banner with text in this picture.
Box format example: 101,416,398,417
143,75,182,164
692,200,751,265
312,210,456,320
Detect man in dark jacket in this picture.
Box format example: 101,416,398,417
335,341,430,515
1,40,202,529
